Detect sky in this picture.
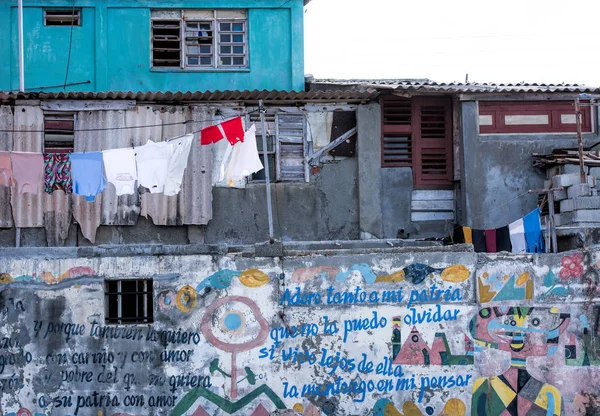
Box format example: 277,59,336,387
304,0,600,86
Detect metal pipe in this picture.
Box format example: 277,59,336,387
575,98,586,184
18,0,25,91
258,99,274,242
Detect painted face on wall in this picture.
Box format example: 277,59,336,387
469,307,570,359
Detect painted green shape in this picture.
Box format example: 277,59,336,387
171,385,286,416
493,275,526,301
471,379,507,416
372,398,392,416
209,359,231,378
436,332,474,365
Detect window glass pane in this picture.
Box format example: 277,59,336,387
220,46,231,54
232,57,244,65
232,23,244,31
200,57,212,65
221,57,231,65
220,34,231,43
252,155,275,181
187,22,199,30
233,45,244,54
200,45,211,54
232,34,243,42
187,56,199,65
199,23,211,30
220,22,231,31
256,135,275,152
187,46,199,54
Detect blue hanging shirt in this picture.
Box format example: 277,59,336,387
523,208,544,253
70,152,106,202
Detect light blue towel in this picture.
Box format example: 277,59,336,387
70,152,106,202
523,208,544,253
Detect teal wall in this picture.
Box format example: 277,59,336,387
0,0,305,92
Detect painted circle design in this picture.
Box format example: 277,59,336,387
17,409,32,416
224,312,243,331
425,406,434,415
176,286,197,313
158,290,176,311
411,335,419,342
480,308,490,318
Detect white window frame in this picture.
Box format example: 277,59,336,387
151,10,248,70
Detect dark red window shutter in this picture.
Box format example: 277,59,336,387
381,98,412,167
413,97,453,188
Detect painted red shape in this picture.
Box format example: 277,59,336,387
517,396,534,414
192,405,211,416
250,404,270,416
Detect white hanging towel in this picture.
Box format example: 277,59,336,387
164,134,194,196
225,124,263,183
102,148,138,195
509,218,526,253
135,140,170,193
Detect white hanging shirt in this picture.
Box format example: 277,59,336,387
135,140,170,193
164,134,193,196
102,148,138,195
509,218,527,253
225,124,263,183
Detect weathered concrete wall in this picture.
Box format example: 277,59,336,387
205,157,360,244
461,100,600,229
0,245,599,415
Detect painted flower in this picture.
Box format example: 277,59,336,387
560,252,585,281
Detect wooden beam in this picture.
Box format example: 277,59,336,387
41,100,137,111
305,127,357,165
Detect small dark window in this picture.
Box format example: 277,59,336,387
152,20,182,67
44,9,81,26
44,113,74,153
105,279,154,325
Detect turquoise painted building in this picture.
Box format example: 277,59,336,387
0,0,306,92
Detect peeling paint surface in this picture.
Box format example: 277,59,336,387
0,249,599,415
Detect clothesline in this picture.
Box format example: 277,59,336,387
0,117,266,202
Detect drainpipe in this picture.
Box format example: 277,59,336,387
18,0,25,91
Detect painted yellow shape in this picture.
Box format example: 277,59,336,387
482,272,489,279
503,275,508,280
239,269,270,287
516,271,531,286
292,403,304,412
478,276,497,303
550,307,559,314
176,286,197,313
525,279,534,299
40,271,55,284
490,376,517,406
400,401,422,416
534,384,562,415
383,402,403,416
0,273,13,284
442,398,466,416
376,270,406,283
514,313,527,327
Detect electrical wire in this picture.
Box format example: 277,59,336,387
63,0,77,90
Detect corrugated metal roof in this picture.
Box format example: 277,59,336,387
0,89,375,103
309,79,600,94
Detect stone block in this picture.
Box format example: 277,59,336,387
588,175,597,188
553,188,568,201
573,196,600,210
568,183,591,199
560,199,574,212
554,212,574,226
553,173,581,188
574,209,600,223
559,164,589,175
590,167,600,177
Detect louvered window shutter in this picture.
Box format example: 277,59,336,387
277,114,305,181
413,97,453,188
381,98,412,167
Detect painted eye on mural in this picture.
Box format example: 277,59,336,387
411,334,419,342
531,317,541,327
200,296,270,354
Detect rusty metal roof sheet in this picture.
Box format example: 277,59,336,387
309,79,600,94
0,89,375,103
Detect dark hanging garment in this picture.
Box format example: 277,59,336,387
453,225,465,244
485,229,497,253
496,226,512,252
472,229,486,253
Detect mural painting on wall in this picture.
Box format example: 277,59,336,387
470,307,569,416
4,252,600,415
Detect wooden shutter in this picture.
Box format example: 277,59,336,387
413,97,453,188
277,114,305,181
152,20,182,67
381,98,412,167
